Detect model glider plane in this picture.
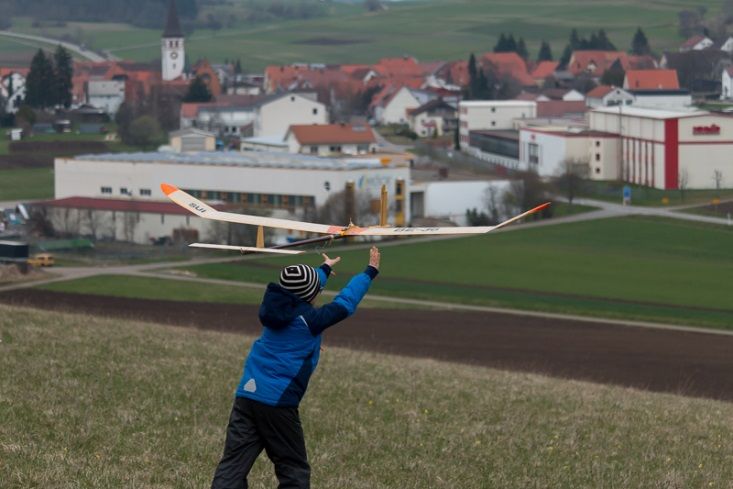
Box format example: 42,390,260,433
160,183,550,254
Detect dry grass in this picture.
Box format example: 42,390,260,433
1,304,732,488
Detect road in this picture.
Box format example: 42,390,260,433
0,30,117,62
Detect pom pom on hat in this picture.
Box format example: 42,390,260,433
279,264,321,303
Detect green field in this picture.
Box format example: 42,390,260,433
0,0,725,71
1,305,732,488
36,215,733,330
0,167,54,201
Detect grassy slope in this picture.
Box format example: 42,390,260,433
1,304,731,488
1,0,725,70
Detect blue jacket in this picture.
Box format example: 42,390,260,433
236,264,379,407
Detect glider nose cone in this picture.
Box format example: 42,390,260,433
160,183,178,195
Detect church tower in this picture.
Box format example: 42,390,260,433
162,0,184,81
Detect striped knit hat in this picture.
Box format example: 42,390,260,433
279,264,321,303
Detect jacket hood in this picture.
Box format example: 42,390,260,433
259,283,312,329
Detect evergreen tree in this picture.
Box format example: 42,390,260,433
569,29,581,50
184,76,212,103
516,37,528,61
53,45,73,109
467,53,479,99
538,40,553,61
25,49,54,110
494,33,507,53
505,34,518,53
631,27,650,55
596,29,616,50
559,44,573,68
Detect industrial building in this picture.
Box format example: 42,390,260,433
52,150,410,245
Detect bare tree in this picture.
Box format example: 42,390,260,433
555,158,589,205
678,169,690,202
502,171,548,218
206,206,270,246
483,183,503,225
50,207,80,238
81,209,106,241
713,170,723,200
317,189,376,227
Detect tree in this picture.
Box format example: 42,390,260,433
631,28,650,56
493,33,508,53
126,115,165,148
678,9,705,38
713,170,723,199
516,37,529,61
364,0,383,12
24,49,54,109
184,76,212,103
678,169,689,202
555,158,589,205
502,170,548,218
538,41,553,62
53,45,73,109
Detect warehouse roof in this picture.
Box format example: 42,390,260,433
72,150,389,170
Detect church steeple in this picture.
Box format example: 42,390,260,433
163,0,183,39
161,0,184,81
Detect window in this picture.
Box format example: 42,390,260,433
329,145,342,152
120,187,129,195
140,188,151,196
595,167,601,174
291,96,295,102
491,107,496,113
491,121,496,127
528,143,539,164
101,186,112,194
312,108,318,115
310,146,318,154
595,141,601,147
595,153,601,162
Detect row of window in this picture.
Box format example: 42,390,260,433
183,189,314,210
101,187,151,197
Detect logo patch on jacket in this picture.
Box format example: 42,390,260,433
244,378,257,392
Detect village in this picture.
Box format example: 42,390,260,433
1,0,733,246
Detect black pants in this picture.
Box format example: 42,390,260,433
211,397,310,489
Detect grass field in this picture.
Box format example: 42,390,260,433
35,215,733,330
0,0,726,71
0,168,55,201
1,304,732,488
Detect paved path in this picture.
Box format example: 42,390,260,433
0,30,116,62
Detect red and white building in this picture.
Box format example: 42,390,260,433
589,106,733,189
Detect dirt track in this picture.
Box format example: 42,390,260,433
2,289,733,403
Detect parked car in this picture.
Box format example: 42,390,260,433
28,253,55,267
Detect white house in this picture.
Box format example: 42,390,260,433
255,92,327,138
284,123,378,156
86,80,125,116
679,35,713,52
458,100,536,151
180,92,328,138
408,99,458,137
376,86,423,125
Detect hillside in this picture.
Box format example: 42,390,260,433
0,0,725,71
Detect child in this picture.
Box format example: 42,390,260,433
211,246,381,489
